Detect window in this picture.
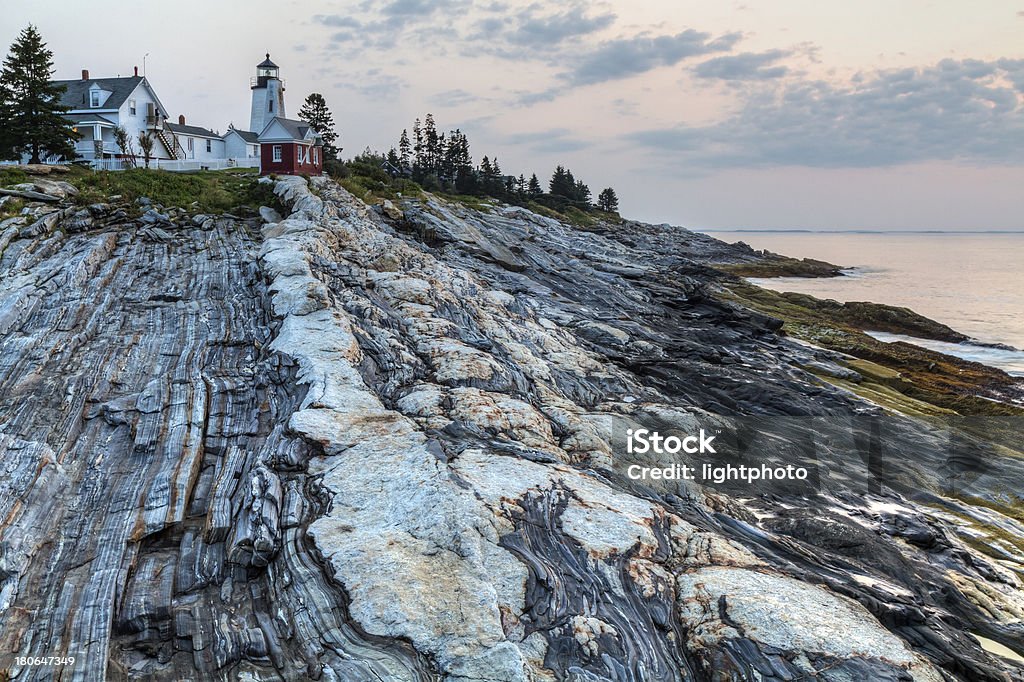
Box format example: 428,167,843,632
206,139,211,153
268,99,273,113
314,147,319,165
90,90,100,107
250,145,257,157
296,146,302,164
272,145,282,162
129,99,136,115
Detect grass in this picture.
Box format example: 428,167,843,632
0,167,31,187
0,197,25,219
70,167,275,214
1,165,286,218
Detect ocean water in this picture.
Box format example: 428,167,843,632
702,231,1024,376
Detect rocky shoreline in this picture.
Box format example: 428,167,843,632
0,169,1021,680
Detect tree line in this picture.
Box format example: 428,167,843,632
371,113,618,213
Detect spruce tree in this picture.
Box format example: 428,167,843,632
298,93,339,158
0,25,76,163
597,187,619,212
574,180,591,206
412,118,423,175
549,166,576,199
423,113,438,174
527,173,542,198
398,129,411,170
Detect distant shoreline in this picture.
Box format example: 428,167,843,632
700,229,1024,234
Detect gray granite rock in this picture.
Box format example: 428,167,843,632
0,175,1020,682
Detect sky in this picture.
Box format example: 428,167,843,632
3,0,1024,230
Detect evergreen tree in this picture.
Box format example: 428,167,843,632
597,187,619,212
386,147,400,169
298,93,339,157
574,180,591,206
412,118,423,173
549,166,575,199
527,173,543,198
0,25,76,163
398,129,411,169
423,113,439,173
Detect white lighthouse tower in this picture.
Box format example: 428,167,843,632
250,53,285,134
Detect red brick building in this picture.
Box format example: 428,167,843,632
257,117,324,176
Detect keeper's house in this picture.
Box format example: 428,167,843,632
257,117,323,176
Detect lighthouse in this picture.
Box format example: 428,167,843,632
250,53,285,134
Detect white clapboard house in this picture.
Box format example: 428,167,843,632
23,54,314,172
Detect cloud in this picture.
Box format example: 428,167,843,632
429,88,484,107
467,2,616,59
693,49,791,81
505,5,616,47
335,69,406,99
379,0,445,16
315,0,468,48
499,128,590,153
564,30,741,85
314,14,361,28
626,59,1024,170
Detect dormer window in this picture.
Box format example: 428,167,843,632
90,90,100,107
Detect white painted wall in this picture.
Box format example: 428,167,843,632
250,78,285,136
174,133,226,161
224,131,260,160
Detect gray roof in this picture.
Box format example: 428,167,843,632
165,121,220,139
226,129,259,143
51,76,145,111
259,117,323,144
63,112,117,125
257,53,278,68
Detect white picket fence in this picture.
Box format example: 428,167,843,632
90,157,260,172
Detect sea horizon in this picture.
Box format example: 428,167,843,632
707,230,1024,376
700,229,1024,234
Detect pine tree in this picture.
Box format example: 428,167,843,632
549,166,576,199
527,173,542,198
597,187,619,212
0,25,76,163
574,180,591,206
412,118,423,174
423,113,439,174
398,129,411,170
298,93,339,158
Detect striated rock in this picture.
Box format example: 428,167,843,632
0,174,1020,682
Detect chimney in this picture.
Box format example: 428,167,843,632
134,66,138,77
178,114,185,125
81,69,89,80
